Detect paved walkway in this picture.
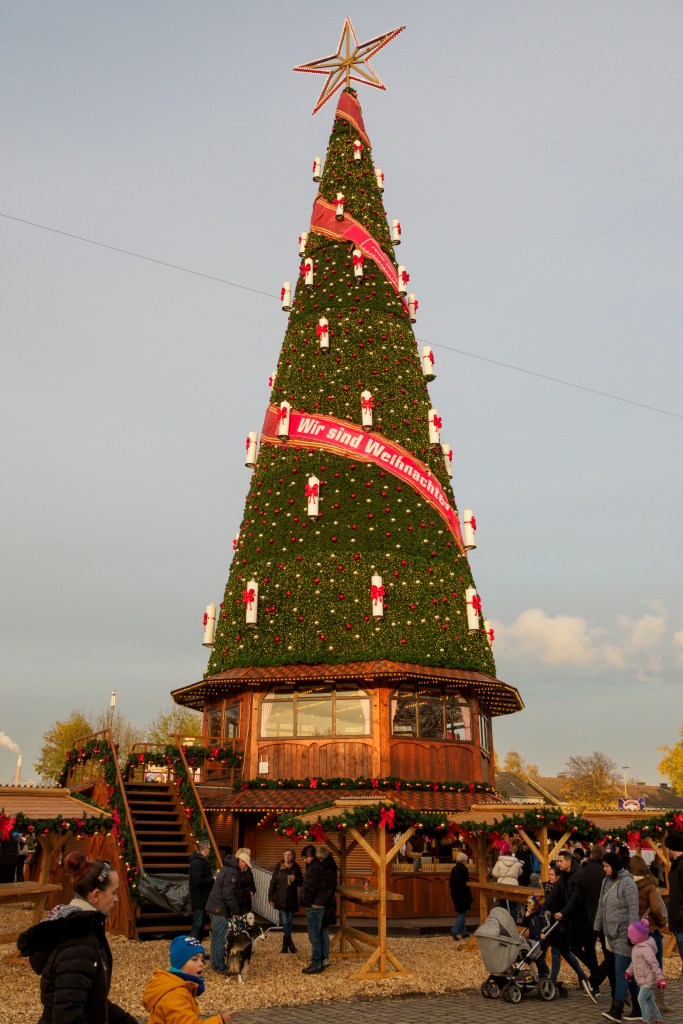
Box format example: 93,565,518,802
233,978,683,1024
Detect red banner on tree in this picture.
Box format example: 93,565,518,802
310,196,405,301
261,405,465,551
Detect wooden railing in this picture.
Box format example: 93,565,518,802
173,735,223,868
67,729,144,880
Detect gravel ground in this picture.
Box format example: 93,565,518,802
4,904,681,1024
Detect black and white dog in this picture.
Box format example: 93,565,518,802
222,912,266,983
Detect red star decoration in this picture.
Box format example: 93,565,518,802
293,17,405,115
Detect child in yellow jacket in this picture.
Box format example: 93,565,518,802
143,935,233,1024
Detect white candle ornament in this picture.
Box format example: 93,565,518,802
441,443,453,478
353,248,364,279
465,587,482,632
391,219,401,245
245,432,258,467
361,390,374,431
301,259,314,288
244,579,258,627
484,619,495,646
306,475,320,519
335,192,345,220
375,168,384,192
268,369,277,389
428,408,442,447
317,316,329,352
298,231,308,257
202,603,216,647
353,139,362,161
312,156,322,182
371,574,385,618
281,281,292,312
232,533,240,552
462,509,477,551
278,400,291,441
397,265,409,296
407,293,418,323
422,346,435,381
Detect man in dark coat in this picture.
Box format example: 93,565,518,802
188,840,215,939
299,844,334,974
665,831,683,974
449,851,472,940
552,849,599,999
0,833,20,883
206,848,253,974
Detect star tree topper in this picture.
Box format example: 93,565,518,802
293,17,405,115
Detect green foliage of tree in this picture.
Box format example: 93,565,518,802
564,751,621,809
34,711,94,783
501,750,539,777
206,89,495,678
658,727,683,793
145,704,202,746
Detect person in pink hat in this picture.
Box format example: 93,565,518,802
625,919,665,1024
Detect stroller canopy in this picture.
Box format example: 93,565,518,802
475,907,528,975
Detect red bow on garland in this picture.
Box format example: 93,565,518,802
379,807,395,830
310,822,327,843
316,323,328,337
305,483,319,498
353,141,362,153
469,594,482,613
371,584,385,605
309,777,318,789
277,406,289,422
242,588,255,609
432,414,443,429
300,262,312,276
0,813,16,842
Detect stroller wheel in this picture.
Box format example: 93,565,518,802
480,982,491,998
505,982,522,1003
538,979,556,1001
488,980,500,999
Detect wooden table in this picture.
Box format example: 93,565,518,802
0,881,62,958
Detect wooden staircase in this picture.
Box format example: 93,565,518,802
125,782,196,938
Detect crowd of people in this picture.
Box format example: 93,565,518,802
10,830,682,1024
476,831,683,1023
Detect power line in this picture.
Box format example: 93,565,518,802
2,210,680,420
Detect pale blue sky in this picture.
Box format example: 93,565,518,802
1,2,681,788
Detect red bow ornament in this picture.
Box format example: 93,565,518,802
242,588,255,609
395,221,401,233
379,807,395,830
309,777,318,789
426,350,434,364
361,395,374,410
305,483,319,498
353,141,362,155
432,414,443,429
203,612,208,626
316,323,328,338
400,269,410,285
280,287,286,301
353,253,364,268
310,822,327,843
300,262,312,276
245,436,251,454
277,406,288,422
371,584,385,605
469,594,482,613
465,514,477,531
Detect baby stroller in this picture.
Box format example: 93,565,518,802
475,906,558,1003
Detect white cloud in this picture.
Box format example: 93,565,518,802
494,604,681,682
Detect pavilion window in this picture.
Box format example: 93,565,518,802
478,704,492,752
390,686,472,741
259,683,371,739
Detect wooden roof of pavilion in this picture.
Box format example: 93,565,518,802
197,785,503,814
0,786,111,820
172,659,524,716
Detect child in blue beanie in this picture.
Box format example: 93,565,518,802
143,935,234,1024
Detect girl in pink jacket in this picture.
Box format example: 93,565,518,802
625,920,665,1024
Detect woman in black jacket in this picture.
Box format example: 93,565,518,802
268,848,303,952
18,851,136,1024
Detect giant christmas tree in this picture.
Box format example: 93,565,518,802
175,20,522,804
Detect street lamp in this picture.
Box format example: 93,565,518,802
621,765,629,799
109,690,117,732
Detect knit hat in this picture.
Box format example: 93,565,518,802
603,851,622,874
627,920,650,945
665,830,683,852
169,935,205,971
498,842,511,855
235,847,251,867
